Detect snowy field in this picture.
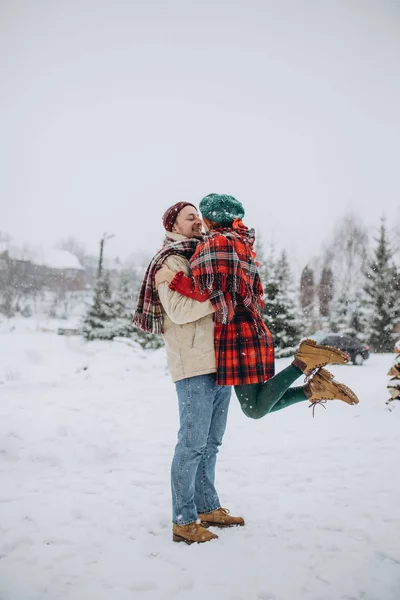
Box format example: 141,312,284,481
1,323,400,600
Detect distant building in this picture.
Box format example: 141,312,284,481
32,249,86,292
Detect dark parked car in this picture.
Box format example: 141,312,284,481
309,333,370,366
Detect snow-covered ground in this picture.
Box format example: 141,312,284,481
1,324,400,600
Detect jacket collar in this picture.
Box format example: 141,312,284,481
165,231,203,243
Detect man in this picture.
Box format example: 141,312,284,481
133,202,244,545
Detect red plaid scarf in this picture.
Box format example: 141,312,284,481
133,235,199,334
190,220,266,336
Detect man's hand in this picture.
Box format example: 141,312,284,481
155,264,176,288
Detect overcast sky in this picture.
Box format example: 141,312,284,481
1,0,399,268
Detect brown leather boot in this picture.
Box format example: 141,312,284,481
172,522,218,544
387,365,400,377
198,507,245,528
293,338,350,375
304,368,359,405
388,382,400,399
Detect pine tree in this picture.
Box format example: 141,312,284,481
259,247,302,356
82,271,118,341
329,290,369,341
319,266,334,319
300,265,316,332
347,293,369,342
261,248,279,338
274,251,303,353
364,220,400,352
254,234,268,285
255,239,275,329
116,274,164,350
132,328,164,350
113,276,136,338
329,292,350,333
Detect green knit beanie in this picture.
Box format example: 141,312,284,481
199,193,245,226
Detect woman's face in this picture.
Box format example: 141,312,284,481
202,216,213,232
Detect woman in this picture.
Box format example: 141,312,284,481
156,193,359,417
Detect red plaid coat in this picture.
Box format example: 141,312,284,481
170,224,275,386
213,306,274,386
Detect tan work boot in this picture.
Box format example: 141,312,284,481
293,338,350,375
198,507,245,528
172,521,218,544
387,365,400,377
304,368,359,406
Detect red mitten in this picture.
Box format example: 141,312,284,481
169,272,210,302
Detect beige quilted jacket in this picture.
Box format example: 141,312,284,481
157,233,216,383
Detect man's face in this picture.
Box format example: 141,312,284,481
172,205,203,239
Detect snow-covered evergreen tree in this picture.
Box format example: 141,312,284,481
329,289,370,342
274,251,303,352
329,292,349,333
125,270,164,350
257,244,302,356
318,266,334,327
113,276,136,338
82,271,118,341
254,234,268,287
348,312,364,341
346,293,369,341
300,265,317,332
132,328,164,350
82,267,164,348
113,273,164,349
364,220,400,352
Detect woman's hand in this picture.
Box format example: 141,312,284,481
155,264,176,288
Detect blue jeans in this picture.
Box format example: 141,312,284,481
171,373,231,525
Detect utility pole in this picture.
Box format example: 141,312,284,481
97,233,115,279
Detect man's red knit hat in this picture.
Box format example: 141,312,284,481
162,202,197,232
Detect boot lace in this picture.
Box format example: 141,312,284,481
309,399,327,418
305,367,320,384
219,508,230,515
192,521,208,531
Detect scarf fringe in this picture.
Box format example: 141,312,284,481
133,235,199,335
197,272,262,314
133,311,164,335
198,272,249,298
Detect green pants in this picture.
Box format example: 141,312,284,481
234,365,307,419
